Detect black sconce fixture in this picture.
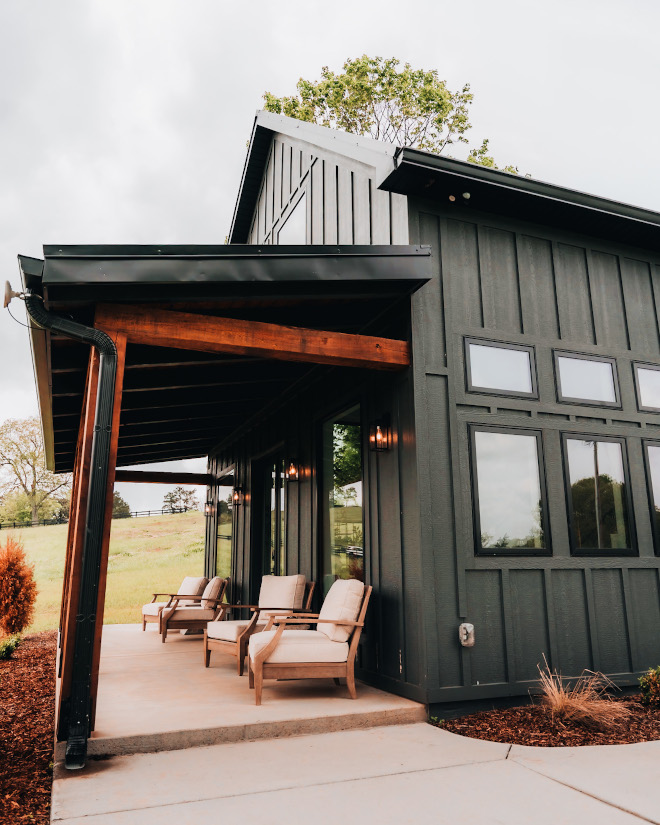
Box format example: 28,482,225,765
204,499,214,516
285,461,299,481
232,487,244,506
369,420,391,452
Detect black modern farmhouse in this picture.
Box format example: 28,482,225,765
20,111,660,762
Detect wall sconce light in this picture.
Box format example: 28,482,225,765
232,487,244,506
204,499,214,516
369,421,391,452
285,461,299,481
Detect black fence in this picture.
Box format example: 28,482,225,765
0,507,196,530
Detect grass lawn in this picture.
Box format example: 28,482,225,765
13,511,206,633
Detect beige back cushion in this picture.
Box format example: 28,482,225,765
258,574,306,613
178,576,208,605
317,579,364,642
201,576,225,609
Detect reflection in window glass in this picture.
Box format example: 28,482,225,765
566,438,631,551
321,406,364,596
646,445,660,550
277,194,306,244
266,459,286,576
637,367,660,410
216,486,233,579
557,356,616,403
473,430,545,551
469,343,533,394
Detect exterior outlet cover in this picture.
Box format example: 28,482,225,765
459,623,475,647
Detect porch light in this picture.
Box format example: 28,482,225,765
369,421,391,452
232,487,244,505
285,461,299,481
204,500,214,516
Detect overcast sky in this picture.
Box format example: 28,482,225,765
1,0,658,509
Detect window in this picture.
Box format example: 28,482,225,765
465,339,536,398
643,442,660,555
277,193,307,244
555,352,619,407
321,405,364,595
635,363,660,412
470,426,549,555
215,478,234,580
563,435,634,555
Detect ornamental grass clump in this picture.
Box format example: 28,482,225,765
639,666,660,708
0,534,37,635
0,633,21,659
537,656,631,731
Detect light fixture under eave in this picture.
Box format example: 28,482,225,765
204,499,214,516
4,281,23,309
232,487,244,506
285,461,299,481
369,421,391,452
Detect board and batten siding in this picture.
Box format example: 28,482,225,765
409,201,660,703
246,133,408,246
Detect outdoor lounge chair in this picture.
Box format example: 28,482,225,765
160,576,229,642
247,578,371,705
203,574,315,675
141,576,209,631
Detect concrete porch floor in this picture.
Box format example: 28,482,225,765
58,624,426,760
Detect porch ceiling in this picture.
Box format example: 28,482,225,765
19,245,431,472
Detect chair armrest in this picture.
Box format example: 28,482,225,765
272,617,364,627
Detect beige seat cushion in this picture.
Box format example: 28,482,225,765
249,630,349,663
258,574,306,611
142,602,168,617
317,579,364,642
201,576,224,609
163,606,216,622
207,619,267,642
177,576,209,605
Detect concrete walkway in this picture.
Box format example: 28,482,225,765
52,723,660,824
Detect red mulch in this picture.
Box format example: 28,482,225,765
440,695,660,746
0,631,57,825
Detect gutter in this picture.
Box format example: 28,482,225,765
23,293,117,770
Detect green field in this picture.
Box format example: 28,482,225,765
12,511,207,633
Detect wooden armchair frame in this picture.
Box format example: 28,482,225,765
160,577,229,642
203,580,315,675
248,585,372,705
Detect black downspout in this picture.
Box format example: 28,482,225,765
24,293,117,770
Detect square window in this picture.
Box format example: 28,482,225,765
635,364,660,412
555,353,619,406
563,435,634,555
465,339,536,398
470,426,549,555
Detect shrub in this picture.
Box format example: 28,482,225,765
536,656,630,731
0,535,37,635
0,634,21,659
639,666,660,708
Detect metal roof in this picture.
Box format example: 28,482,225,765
20,245,431,472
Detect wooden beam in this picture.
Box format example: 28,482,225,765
114,470,213,485
94,304,410,371
57,349,99,740
90,333,127,729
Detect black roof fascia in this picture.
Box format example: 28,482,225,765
228,117,274,243
381,147,660,250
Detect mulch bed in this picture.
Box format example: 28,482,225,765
0,631,57,825
440,695,660,746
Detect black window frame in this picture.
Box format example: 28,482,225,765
469,423,552,557
554,350,621,409
464,337,538,400
561,432,637,557
642,439,660,556
633,361,660,413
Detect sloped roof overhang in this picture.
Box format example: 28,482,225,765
20,244,431,473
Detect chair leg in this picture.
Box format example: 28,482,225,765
161,622,167,643
248,662,255,689
142,618,146,631
203,633,211,667
333,678,341,686
346,667,357,700
254,664,263,705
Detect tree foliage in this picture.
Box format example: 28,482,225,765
0,417,71,523
0,534,37,636
264,55,517,172
163,486,200,512
112,491,132,519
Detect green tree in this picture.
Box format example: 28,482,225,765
162,486,200,512
0,417,71,523
112,491,132,519
264,55,517,173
